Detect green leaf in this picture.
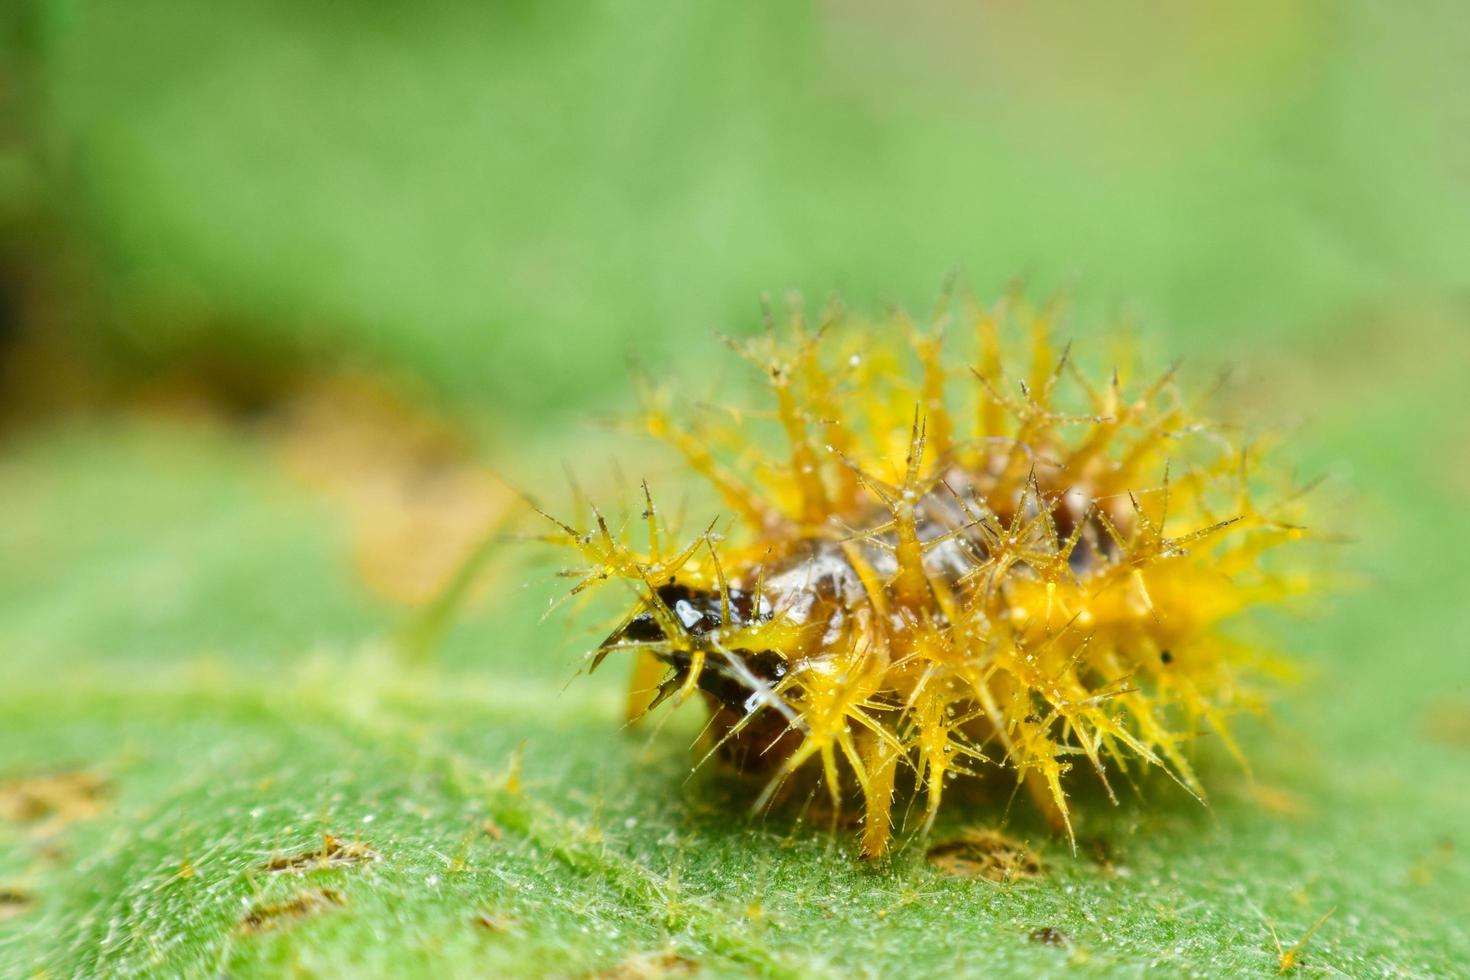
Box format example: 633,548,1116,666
3,331,1468,977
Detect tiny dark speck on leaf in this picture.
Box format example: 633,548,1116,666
1082,835,1116,869
471,912,518,934
1028,926,1070,947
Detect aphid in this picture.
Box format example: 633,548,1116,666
537,288,1311,858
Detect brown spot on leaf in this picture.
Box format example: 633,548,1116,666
1425,699,1470,750
272,377,514,608
239,888,345,934
1249,783,1312,819
260,833,378,874
1454,431,1470,496
1223,307,1466,420
1028,926,1070,947
926,828,1044,882
594,950,701,979
1409,837,1455,887
0,770,108,825
0,888,34,921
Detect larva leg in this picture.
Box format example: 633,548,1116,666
624,650,669,722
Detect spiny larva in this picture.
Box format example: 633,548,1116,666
536,289,1312,859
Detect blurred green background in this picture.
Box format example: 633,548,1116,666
2,1,1468,976
6,0,1468,417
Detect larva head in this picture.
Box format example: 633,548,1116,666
595,580,794,715
609,582,766,647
